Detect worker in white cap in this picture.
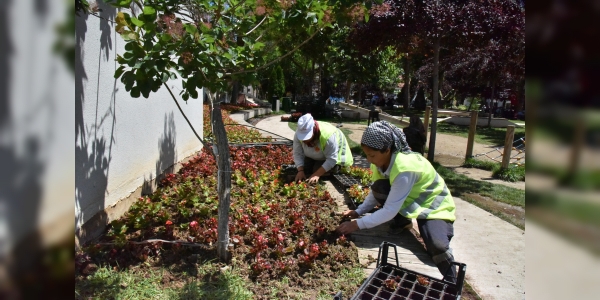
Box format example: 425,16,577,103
293,114,353,184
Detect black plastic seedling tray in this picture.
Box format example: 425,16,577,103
348,242,467,300
333,174,363,188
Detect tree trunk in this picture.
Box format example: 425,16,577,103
357,83,363,106
230,81,240,104
487,81,495,128
344,80,352,103
427,37,440,162
403,53,411,114
207,93,232,262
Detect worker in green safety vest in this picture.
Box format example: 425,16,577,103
293,113,354,184
335,120,457,283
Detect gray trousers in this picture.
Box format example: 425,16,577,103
371,179,457,282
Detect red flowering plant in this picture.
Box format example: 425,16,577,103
347,184,370,205
78,109,361,288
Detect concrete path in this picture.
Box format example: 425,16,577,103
452,198,525,299
239,113,526,299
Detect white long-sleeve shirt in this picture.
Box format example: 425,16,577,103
292,129,339,172
355,153,418,230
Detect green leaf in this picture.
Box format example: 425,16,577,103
121,31,138,41
217,72,223,78
253,42,265,50
115,0,132,8
131,86,140,98
141,82,151,98
182,92,190,101
203,35,215,44
130,17,144,27
161,34,172,42
114,66,126,79
116,54,127,64
169,72,177,80
151,79,161,92
143,6,156,16
184,24,197,35
161,72,169,83
189,88,198,99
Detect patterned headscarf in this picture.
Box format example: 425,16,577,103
361,120,412,154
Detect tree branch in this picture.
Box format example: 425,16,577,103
164,83,211,152
227,29,320,76
245,15,267,36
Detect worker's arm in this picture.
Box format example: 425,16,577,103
293,134,307,181
306,133,339,184
356,172,417,230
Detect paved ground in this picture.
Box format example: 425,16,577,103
232,112,525,299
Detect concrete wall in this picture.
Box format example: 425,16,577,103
75,4,204,243
0,1,75,258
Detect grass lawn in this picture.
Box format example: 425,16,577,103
435,122,526,146
433,162,525,229
76,262,366,300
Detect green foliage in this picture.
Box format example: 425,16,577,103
269,65,286,98
463,158,499,171
107,0,370,100
76,264,254,299
493,165,525,182
435,122,526,146
432,162,524,208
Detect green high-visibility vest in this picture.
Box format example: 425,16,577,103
370,152,455,221
317,122,354,167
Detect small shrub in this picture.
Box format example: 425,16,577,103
493,165,525,182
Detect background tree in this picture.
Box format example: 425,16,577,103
354,0,524,160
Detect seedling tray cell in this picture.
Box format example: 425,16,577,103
333,174,363,188
348,242,467,300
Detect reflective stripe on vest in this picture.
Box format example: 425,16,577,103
370,153,455,221
319,122,354,167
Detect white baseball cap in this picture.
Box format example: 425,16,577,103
296,114,315,141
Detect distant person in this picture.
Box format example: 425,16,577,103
336,121,457,283
293,114,354,184
403,116,427,155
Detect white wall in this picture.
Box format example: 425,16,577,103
0,0,76,255
75,3,204,232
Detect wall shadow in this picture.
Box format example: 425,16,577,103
75,0,117,241
154,113,177,190
0,0,69,298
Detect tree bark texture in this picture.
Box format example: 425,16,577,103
427,37,440,162
208,95,232,262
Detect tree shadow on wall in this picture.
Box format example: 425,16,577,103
144,113,177,195
141,113,177,196
0,0,73,298
75,1,116,241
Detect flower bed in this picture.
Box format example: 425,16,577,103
76,106,364,298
